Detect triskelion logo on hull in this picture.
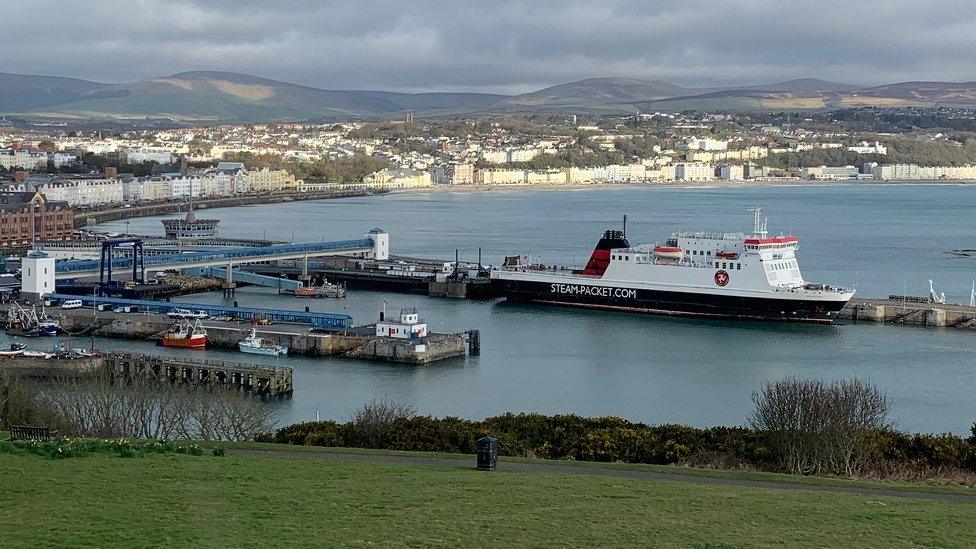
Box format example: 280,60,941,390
551,283,637,299
714,270,729,286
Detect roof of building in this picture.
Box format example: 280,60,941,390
215,161,247,174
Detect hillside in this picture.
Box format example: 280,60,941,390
501,77,699,108
854,81,976,105
0,72,108,112
731,78,858,93
0,71,504,121
5,70,976,120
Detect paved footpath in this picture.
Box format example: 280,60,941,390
230,449,976,503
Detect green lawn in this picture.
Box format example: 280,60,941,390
1,452,974,547
222,441,976,496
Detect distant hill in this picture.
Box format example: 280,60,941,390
852,81,976,105
729,78,858,93
5,70,976,120
501,77,700,108
0,72,107,112
0,71,505,121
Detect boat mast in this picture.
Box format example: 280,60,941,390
749,206,767,237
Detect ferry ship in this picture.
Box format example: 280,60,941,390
490,209,854,323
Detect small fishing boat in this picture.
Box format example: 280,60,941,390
162,319,207,349
0,343,26,357
238,327,288,356
38,319,61,336
293,279,346,298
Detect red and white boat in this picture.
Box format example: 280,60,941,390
491,208,854,323
162,319,208,348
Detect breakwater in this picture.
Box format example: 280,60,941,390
839,297,976,328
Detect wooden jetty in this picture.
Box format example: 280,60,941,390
102,352,293,396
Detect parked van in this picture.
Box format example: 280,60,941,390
61,299,83,310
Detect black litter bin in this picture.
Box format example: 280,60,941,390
476,436,498,470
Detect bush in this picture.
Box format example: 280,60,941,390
750,377,891,475
268,397,976,478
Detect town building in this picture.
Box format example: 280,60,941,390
674,162,715,181
717,164,745,181
363,167,432,189
34,175,124,206
847,141,887,155
246,168,299,193
0,149,48,171
433,163,475,185
125,147,175,165
476,168,526,185
685,137,729,151
0,191,74,246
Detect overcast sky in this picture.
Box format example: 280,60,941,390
5,0,976,93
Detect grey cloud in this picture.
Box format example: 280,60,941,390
4,0,976,93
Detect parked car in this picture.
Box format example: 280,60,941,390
61,299,83,310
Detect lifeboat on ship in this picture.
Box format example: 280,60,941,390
715,251,739,260
652,244,683,260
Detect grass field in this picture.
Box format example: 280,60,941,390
1,450,974,547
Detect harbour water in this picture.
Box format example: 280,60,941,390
82,184,976,434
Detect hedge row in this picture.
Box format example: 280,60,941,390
268,413,976,472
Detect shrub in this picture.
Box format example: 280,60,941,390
750,377,891,475
268,397,976,478
347,397,415,448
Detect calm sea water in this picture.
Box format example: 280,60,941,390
84,185,976,434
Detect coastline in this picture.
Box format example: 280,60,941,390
83,178,976,229
397,178,976,196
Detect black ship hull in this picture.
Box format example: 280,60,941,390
492,278,849,323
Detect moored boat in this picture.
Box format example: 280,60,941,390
292,279,346,298
238,327,288,356
162,319,208,349
0,343,26,357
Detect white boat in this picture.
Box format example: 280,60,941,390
0,343,26,357
167,308,208,319
238,327,288,356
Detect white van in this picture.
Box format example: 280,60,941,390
61,299,83,310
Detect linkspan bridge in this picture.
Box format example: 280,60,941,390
52,230,388,281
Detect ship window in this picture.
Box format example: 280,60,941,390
736,263,741,270
721,262,726,269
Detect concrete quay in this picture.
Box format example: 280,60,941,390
839,297,976,328
49,307,469,364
